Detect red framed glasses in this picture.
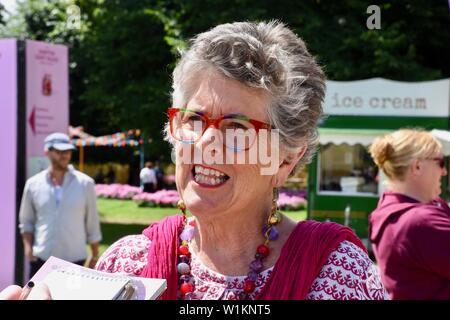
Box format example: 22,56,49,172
168,108,272,151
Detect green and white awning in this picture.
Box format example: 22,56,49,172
318,128,392,146
431,129,450,156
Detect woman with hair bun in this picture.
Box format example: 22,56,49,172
369,129,450,299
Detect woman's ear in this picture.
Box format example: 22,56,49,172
410,158,424,176
271,146,307,188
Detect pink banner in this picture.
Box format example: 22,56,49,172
26,40,69,177
0,39,18,290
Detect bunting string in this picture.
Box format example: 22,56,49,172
68,126,144,148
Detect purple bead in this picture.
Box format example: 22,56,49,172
262,225,279,241
268,226,279,241
250,259,263,272
262,225,269,236
247,271,258,281
179,274,191,284
178,255,190,263
177,262,191,275
180,227,195,241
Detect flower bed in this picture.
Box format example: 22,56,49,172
132,189,180,207
96,183,307,210
95,184,142,200
277,188,307,211
277,192,307,211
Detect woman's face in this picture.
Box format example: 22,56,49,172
174,72,278,218
420,154,447,202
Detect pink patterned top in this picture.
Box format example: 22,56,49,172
96,230,389,300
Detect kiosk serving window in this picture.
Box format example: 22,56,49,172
318,143,379,195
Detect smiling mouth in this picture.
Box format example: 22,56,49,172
192,165,230,187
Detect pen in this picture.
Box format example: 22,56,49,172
117,282,135,300
19,281,35,300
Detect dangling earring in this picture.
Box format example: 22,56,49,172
263,188,282,243
268,188,282,225
177,199,187,223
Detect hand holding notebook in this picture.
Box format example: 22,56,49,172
29,256,167,300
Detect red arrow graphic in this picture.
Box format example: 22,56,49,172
28,106,36,135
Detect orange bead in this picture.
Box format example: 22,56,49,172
179,245,190,256
180,282,194,295
257,244,270,257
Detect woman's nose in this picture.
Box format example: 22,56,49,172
196,127,224,159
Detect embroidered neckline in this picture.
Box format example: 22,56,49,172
177,216,280,299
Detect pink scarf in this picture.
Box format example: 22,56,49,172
257,219,366,299
140,215,184,300
141,215,366,300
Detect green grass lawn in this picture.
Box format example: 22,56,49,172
96,198,306,257
97,222,147,258
97,198,178,225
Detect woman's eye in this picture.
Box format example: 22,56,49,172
184,114,202,122
228,122,249,130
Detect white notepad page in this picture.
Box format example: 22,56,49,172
31,256,167,300
43,267,131,300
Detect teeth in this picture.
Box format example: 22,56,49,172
194,166,226,178
194,172,226,186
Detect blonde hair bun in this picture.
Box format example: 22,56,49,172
370,136,394,168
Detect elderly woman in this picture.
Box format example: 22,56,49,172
2,21,387,300
369,129,450,299
94,21,387,300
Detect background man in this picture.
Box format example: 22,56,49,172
19,132,102,278
140,161,157,193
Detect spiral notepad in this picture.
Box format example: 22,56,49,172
31,256,167,300
43,267,131,300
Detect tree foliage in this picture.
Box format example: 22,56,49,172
0,3,5,26
2,0,449,161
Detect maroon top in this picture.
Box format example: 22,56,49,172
369,192,450,299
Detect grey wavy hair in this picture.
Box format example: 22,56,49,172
165,20,326,168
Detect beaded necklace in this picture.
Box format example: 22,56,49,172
176,209,282,300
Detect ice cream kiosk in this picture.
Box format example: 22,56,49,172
307,78,450,250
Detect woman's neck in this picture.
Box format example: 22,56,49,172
190,197,272,275
188,194,297,276
388,181,428,203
